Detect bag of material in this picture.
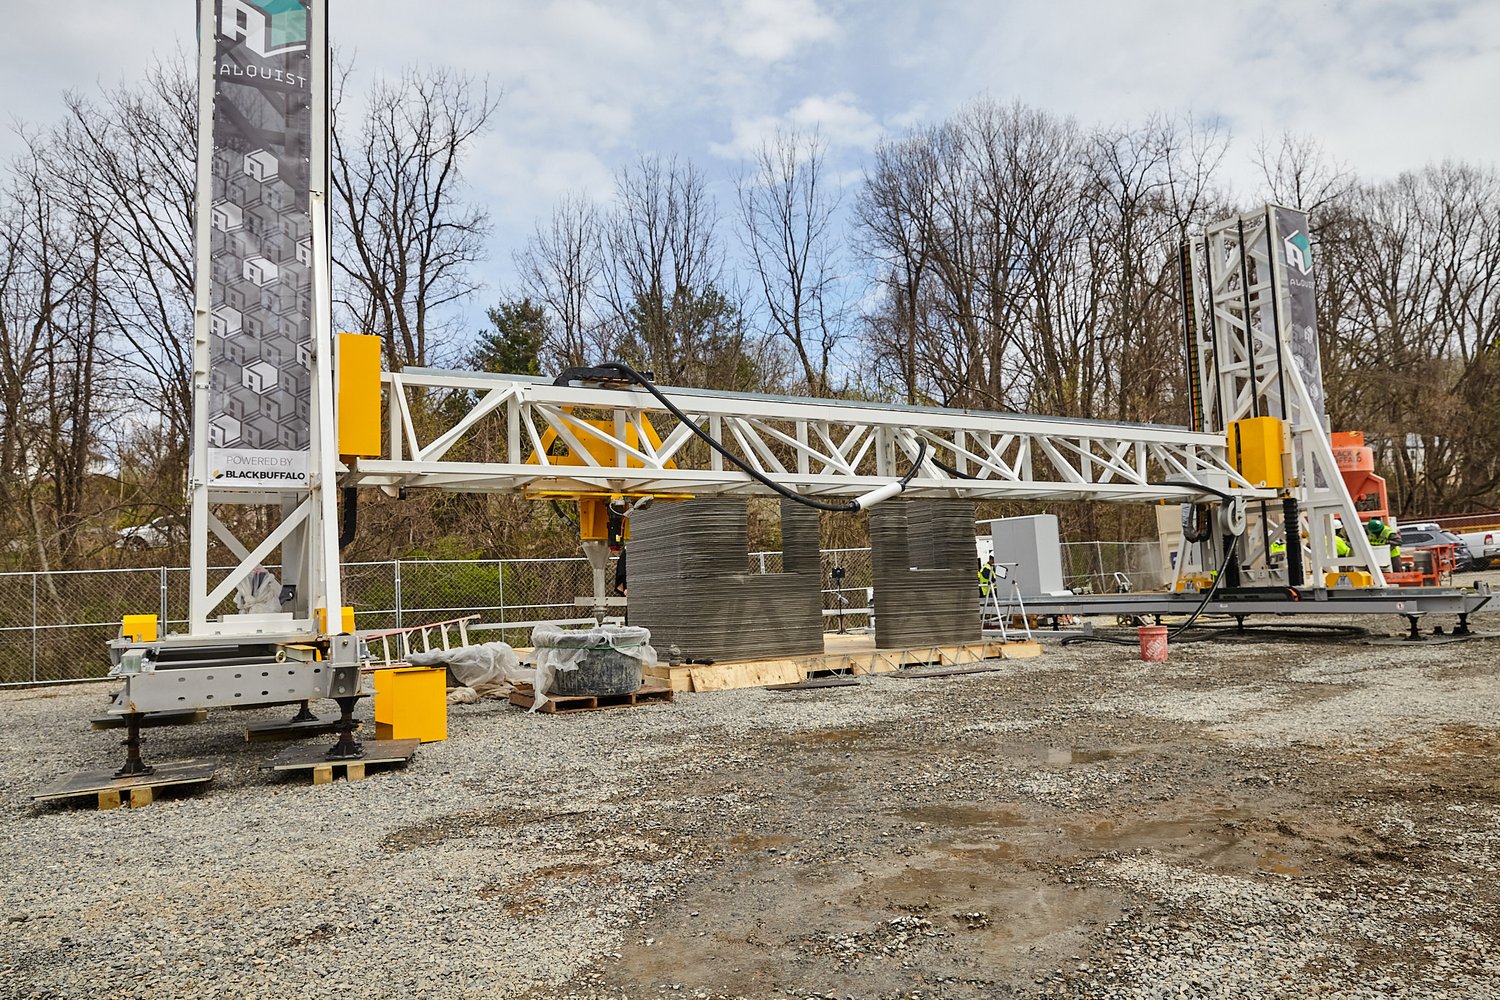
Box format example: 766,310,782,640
408,640,528,698
233,567,282,615
529,624,656,710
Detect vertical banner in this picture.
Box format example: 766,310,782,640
203,0,314,489
1271,206,1328,421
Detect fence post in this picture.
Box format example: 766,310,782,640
159,567,169,631
497,560,506,634
31,572,38,683
393,560,403,630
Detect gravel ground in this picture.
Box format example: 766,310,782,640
2,601,1499,999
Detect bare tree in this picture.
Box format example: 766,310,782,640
1254,131,1354,217
603,155,765,388
737,127,846,395
0,152,86,583
515,194,606,369
856,129,940,403
333,65,497,370
52,59,199,497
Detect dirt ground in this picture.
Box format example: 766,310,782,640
2,605,1499,999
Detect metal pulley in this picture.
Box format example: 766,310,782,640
1218,497,1248,537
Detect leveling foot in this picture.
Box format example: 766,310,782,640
324,695,364,761
114,712,155,779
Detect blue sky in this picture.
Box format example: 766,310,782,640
2,0,1497,341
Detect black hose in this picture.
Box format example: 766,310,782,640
338,487,358,550
1063,543,1237,648
559,361,927,513
1063,620,1368,647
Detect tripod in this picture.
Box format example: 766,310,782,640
981,562,1033,643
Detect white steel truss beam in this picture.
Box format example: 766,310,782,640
344,370,1270,506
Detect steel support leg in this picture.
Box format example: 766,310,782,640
1404,615,1423,642
1455,613,1472,637
324,696,364,761
114,713,155,778
290,700,318,724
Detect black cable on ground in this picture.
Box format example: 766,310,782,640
558,361,927,513
1063,618,1370,647
1063,543,1238,648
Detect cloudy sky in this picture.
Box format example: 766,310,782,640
2,0,1496,317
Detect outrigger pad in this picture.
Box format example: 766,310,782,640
32,758,219,804
265,738,419,774
90,710,206,730
244,718,357,743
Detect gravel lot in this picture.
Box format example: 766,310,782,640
2,600,1499,999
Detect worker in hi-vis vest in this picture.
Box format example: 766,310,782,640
978,557,996,596
1365,518,1400,560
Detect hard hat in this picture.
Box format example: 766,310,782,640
1368,517,1382,527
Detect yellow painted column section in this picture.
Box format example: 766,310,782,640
337,333,383,458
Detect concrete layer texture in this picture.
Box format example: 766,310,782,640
870,498,981,648
627,498,825,662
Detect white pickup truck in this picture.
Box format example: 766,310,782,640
1454,528,1500,568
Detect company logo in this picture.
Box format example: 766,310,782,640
219,0,308,59
1283,229,1313,276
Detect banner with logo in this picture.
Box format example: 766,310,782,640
1271,206,1327,421
202,0,314,489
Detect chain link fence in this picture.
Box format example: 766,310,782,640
1059,541,1164,594
0,541,1147,687
0,548,879,687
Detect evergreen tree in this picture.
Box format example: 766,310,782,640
470,298,546,376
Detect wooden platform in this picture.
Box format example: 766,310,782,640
509,682,674,715
90,709,206,730
266,739,419,784
644,634,1041,694
245,718,359,743
32,758,219,810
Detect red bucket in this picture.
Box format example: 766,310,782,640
1137,625,1169,662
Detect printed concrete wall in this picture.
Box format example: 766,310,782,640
869,498,979,648
627,498,825,663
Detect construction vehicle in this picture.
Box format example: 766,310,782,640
70,0,1489,789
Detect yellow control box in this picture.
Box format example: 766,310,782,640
374,666,448,743
337,332,383,459
315,605,356,635
121,614,158,643
1228,416,1286,489
1325,571,1376,589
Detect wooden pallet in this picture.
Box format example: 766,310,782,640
509,682,674,715
266,739,419,784
32,757,219,810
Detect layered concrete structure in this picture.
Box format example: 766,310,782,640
870,498,980,648
627,498,825,662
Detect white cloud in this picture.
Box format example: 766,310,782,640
721,0,839,62
711,92,881,159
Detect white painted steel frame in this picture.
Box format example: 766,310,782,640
348,369,1272,505
1195,206,1386,586
186,0,340,637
